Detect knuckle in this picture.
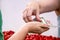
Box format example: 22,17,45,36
27,15,30,17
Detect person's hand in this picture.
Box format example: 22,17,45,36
24,21,49,34
23,1,41,22
23,0,59,23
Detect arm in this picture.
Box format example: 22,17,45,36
38,0,59,13
8,25,29,40
8,22,49,40
23,0,59,22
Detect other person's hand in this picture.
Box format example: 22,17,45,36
23,1,41,22
24,21,49,34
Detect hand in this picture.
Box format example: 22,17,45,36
23,0,59,23
25,21,49,34
23,1,41,22
8,21,49,40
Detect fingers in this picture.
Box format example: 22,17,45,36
23,8,33,22
37,24,49,34
34,22,49,28
36,9,42,22
37,23,49,31
23,9,29,22
41,24,49,27
26,9,33,22
27,22,49,34
40,24,49,31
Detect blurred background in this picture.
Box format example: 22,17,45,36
1,0,58,37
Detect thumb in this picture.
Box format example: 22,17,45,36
36,10,41,22
41,24,49,28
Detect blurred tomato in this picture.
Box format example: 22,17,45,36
3,31,60,40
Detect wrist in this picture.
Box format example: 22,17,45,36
23,24,30,33
23,23,33,33
31,0,42,13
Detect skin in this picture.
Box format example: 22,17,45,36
55,0,60,16
8,22,49,40
8,0,60,40
23,0,60,22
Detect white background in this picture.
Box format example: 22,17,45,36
1,0,58,37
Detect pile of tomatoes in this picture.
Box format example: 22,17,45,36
25,34,60,40
3,30,14,40
3,30,60,40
